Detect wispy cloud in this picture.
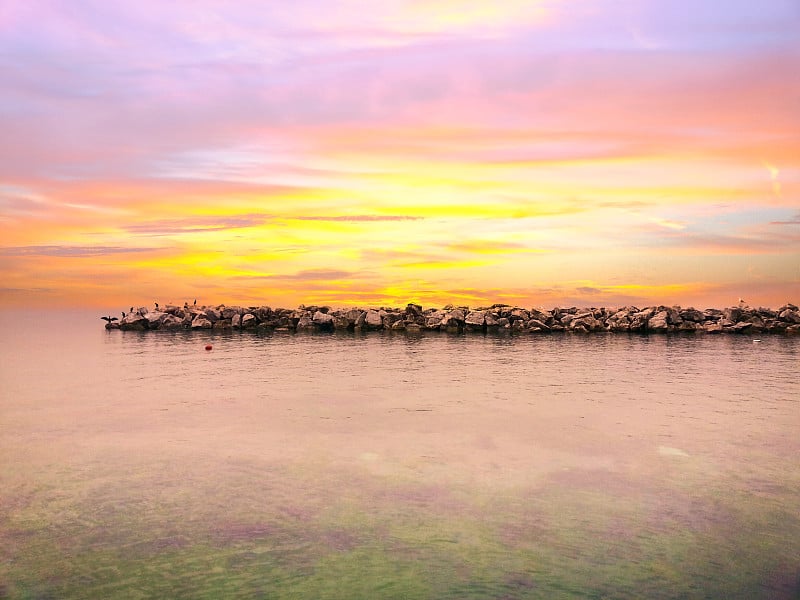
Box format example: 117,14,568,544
292,214,424,222
122,214,272,236
0,245,164,257
446,240,547,254
770,211,800,226
232,268,360,282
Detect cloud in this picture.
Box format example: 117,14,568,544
232,268,359,282
292,214,424,222
770,211,800,226
0,245,164,257
122,213,272,235
446,240,546,254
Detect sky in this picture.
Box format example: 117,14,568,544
1,0,799,310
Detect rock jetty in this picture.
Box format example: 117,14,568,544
105,302,800,335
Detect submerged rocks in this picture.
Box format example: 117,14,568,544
107,302,800,336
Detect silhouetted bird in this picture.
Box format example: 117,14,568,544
193,299,197,305
130,307,134,313
122,311,126,318
155,302,159,309
100,316,119,324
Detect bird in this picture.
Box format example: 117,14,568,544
193,299,197,305
130,307,134,313
122,311,126,318
100,316,119,323
155,302,159,309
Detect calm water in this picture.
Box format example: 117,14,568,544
1,311,799,599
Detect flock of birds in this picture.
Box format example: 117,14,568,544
100,299,196,324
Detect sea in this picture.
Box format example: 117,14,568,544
1,309,798,599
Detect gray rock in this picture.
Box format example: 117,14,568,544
221,306,242,320
241,313,257,328
463,310,485,332
191,315,213,329
313,311,334,330
779,309,800,324
296,316,314,331
161,315,185,330
363,310,383,329
647,311,670,332
119,312,147,331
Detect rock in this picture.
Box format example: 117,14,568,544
333,315,351,330
364,310,383,330
296,316,314,331
405,303,423,318
344,309,365,328
679,308,706,322
313,311,334,330
779,309,800,324
191,315,213,329
144,311,168,330
106,301,800,336
161,315,185,330
119,312,147,331
723,307,743,322
221,306,242,320
647,311,670,332
464,310,486,331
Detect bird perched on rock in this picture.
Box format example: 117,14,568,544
155,302,159,309
122,311,126,318
100,316,119,323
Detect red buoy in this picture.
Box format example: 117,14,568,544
205,344,213,351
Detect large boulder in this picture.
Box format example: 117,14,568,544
313,311,334,330
221,306,242,320
191,315,213,329
779,309,800,324
296,315,314,331
161,315,185,330
344,309,366,328
364,310,383,330
119,312,147,331
144,311,168,330
464,310,486,331
647,311,670,332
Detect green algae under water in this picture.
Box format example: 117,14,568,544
4,449,799,599
1,313,799,598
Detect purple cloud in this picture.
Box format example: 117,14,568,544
0,245,163,257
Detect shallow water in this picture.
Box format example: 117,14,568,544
1,311,799,598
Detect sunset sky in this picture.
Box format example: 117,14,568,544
1,0,798,310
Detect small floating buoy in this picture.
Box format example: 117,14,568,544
205,344,213,351
753,339,761,343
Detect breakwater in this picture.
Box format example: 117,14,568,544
104,302,800,334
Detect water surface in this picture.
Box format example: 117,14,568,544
1,311,798,598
